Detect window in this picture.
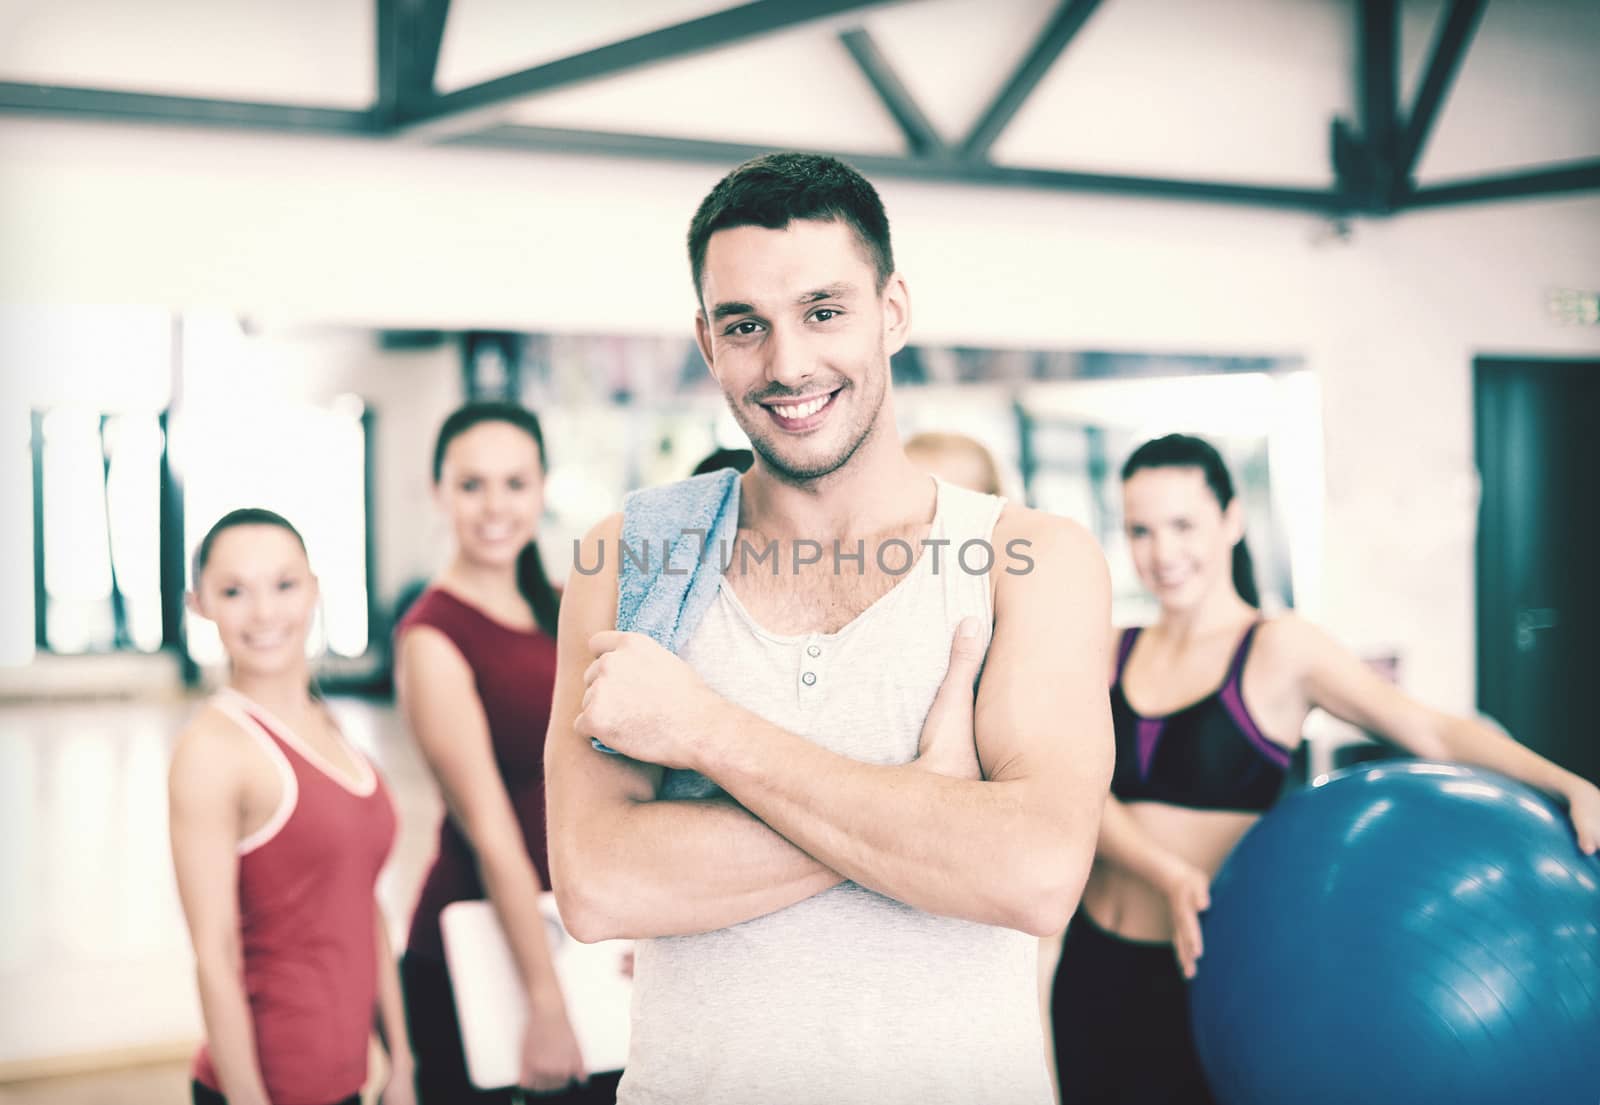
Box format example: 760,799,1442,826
6,306,173,663
34,410,166,655
177,397,371,666
104,414,166,653
40,409,116,653
0,408,33,666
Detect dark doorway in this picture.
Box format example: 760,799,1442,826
1475,357,1600,785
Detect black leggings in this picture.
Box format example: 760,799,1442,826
1051,911,1218,1105
192,1083,357,1105
401,951,622,1105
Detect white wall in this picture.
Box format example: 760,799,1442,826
3,116,1599,714
175,325,463,617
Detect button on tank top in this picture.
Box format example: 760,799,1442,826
616,478,1054,1105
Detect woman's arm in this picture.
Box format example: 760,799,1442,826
168,721,272,1105
395,627,587,1091
1092,797,1196,893
1092,797,1212,976
372,910,415,1105
1287,615,1600,852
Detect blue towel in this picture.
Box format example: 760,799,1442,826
591,467,741,754
616,466,742,650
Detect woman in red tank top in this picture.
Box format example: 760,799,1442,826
396,402,619,1104
170,509,414,1105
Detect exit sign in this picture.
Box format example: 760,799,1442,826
1547,288,1600,325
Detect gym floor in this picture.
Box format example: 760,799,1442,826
0,696,441,1103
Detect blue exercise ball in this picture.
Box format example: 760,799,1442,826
1191,760,1600,1105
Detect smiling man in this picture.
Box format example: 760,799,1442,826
545,153,1113,1104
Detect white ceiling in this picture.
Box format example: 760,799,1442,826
0,0,376,107
0,0,1594,187
855,0,1066,147
435,0,739,93
501,21,909,155
991,0,1354,187
1412,0,1600,181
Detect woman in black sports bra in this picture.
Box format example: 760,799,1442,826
1047,433,1600,1105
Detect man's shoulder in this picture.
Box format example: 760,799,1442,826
988,504,1107,618
992,503,1101,568
584,511,624,545
566,512,625,613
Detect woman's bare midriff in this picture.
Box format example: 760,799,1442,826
1080,802,1261,943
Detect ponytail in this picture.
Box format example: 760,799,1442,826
1232,538,1260,609
517,542,561,639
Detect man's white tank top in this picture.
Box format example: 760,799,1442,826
616,477,1053,1105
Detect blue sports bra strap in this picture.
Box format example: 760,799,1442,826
1225,620,1264,687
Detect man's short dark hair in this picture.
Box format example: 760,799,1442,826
687,152,895,299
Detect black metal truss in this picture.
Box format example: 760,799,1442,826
0,0,1593,216
838,27,946,159
1404,158,1600,209
959,0,1102,162
1399,0,1488,186
396,0,907,139
0,82,376,135
452,124,1346,213
377,0,451,125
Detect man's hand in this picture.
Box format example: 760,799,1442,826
576,631,721,770
915,617,988,781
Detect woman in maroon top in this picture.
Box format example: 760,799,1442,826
398,402,618,1104
170,509,413,1105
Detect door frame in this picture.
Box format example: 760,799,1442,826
1473,355,1597,757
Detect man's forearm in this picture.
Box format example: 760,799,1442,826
567,793,844,941
694,707,1094,936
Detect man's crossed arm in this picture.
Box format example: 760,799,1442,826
544,508,1113,943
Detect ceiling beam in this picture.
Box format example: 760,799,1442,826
0,82,376,135
1403,159,1600,209
958,0,1102,162
1355,0,1401,209
838,27,946,158
455,124,1345,212
393,0,909,140
376,0,452,125
1359,0,1399,156
1396,0,1486,185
